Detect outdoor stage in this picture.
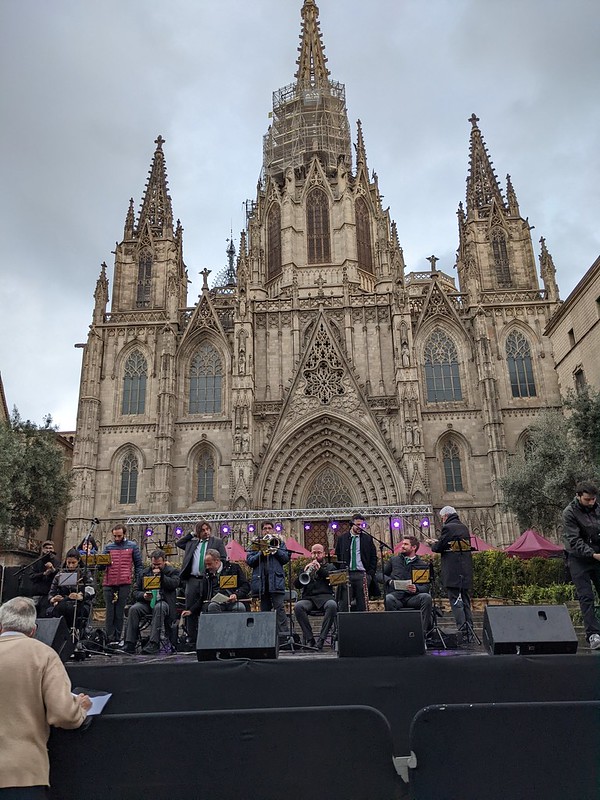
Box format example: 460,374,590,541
48,648,600,800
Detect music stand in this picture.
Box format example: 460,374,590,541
280,550,318,653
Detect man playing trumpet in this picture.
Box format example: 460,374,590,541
246,521,290,639
293,544,338,650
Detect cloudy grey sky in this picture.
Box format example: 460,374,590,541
1,0,599,430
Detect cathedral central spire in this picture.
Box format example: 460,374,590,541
295,0,330,90
263,0,351,179
466,114,505,214
137,135,174,237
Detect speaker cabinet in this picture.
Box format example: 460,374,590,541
483,604,578,655
337,610,425,658
196,612,278,661
34,617,75,662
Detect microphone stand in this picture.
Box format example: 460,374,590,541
280,548,317,653
362,529,393,604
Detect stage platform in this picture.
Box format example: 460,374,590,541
49,649,600,800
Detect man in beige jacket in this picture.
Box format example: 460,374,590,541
0,597,91,798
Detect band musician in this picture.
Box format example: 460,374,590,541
99,523,143,644
182,549,250,620
48,549,95,630
177,521,227,643
384,536,432,631
29,540,60,618
121,549,180,655
294,544,338,650
334,514,376,612
246,521,290,638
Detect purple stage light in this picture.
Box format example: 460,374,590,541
247,523,255,534
391,517,402,530
275,523,283,532
174,526,184,537
145,527,154,537
420,517,430,529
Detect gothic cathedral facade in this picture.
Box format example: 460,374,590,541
66,0,562,548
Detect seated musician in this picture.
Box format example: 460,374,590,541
383,536,432,630
293,544,338,650
182,549,249,619
121,549,180,655
48,549,95,629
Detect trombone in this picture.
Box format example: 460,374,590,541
249,533,282,556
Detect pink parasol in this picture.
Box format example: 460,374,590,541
284,536,311,559
225,538,248,562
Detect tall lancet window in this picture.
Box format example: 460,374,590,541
189,344,223,414
491,229,512,288
119,451,138,504
267,204,282,281
424,329,462,402
122,350,147,415
196,449,215,502
506,330,536,397
442,440,464,492
136,251,152,307
355,196,373,273
307,189,331,264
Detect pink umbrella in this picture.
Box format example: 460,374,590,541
470,534,496,551
284,536,311,559
225,538,248,562
504,529,563,559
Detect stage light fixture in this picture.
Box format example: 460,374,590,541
145,527,154,537
275,523,283,533
304,522,311,531
391,517,402,530
221,524,230,536
247,523,255,534
330,521,338,531
420,517,430,530
174,526,184,537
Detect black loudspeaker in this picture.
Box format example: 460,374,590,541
34,617,76,662
483,604,578,655
196,612,278,661
337,610,425,658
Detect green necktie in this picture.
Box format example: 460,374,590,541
351,536,358,570
198,540,207,572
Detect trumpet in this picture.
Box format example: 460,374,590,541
299,561,320,585
249,533,282,556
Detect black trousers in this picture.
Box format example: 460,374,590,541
568,555,600,639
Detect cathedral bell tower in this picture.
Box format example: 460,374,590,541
111,136,187,319
456,114,540,304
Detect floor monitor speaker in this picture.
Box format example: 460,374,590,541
483,604,578,655
196,612,278,661
34,616,75,662
337,610,425,658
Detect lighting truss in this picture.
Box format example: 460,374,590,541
126,504,433,527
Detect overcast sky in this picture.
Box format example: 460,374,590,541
1,0,599,431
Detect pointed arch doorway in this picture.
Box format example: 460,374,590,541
303,466,353,550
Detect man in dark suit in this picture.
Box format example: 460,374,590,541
177,521,227,642
334,514,376,612
182,549,250,618
428,506,474,631
121,549,180,655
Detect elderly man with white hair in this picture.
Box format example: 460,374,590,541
0,596,91,799
427,506,474,632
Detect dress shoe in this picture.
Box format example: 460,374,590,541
315,638,324,651
306,637,316,648
120,642,136,655
142,641,159,655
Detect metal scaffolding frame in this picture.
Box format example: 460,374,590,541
126,504,432,527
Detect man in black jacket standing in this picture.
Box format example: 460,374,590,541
428,506,473,631
334,514,376,612
177,521,227,643
563,481,600,650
